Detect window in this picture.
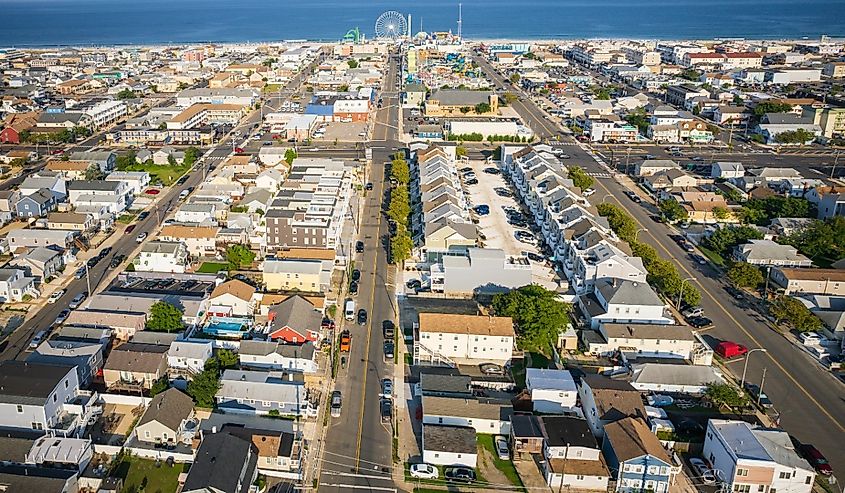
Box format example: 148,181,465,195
434,453,439,458
438,417,443,424
576,475,584,481
145,431,150,438
805,477,812,485
734,485,751,493
647,466,659,475
16,405,22,413
779,472,790,480
758,486,765,492
53,394,57,403
64,380,69,389
737,469,749,477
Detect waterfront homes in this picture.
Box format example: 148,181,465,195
0,361,88,435
215,369,311,417
132,241,189,274
414,313,515,366
704,420,815,493
603,417,680,493
134,388,195,446
578,375,647,438
264,158,352,252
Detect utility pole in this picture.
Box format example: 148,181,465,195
84,260,92,296
831,150,840,180
763,266,772,298
758,367,767,406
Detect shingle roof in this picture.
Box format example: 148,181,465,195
183,432,258,493
103,343,167,373
596,279,664,307
423,424,477,454
268,295,322,333
582,375,646,422
138,388,194,432
539,416,597,448
603,417,672,463
210,279,256,301
0,362,73,406
418,313,515,337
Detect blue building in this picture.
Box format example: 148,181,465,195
602,417,679,493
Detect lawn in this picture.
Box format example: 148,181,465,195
117,213,137,224
196,262,230,273
113,456,186,493
477,434,525,489
697,244,726,267
117,161,190,186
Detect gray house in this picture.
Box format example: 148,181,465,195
182,431,258,493
10,246,64,280
0,268,39,302
69,150,116,172
15,189,57,219
430,248,533,295
215,369,310,417
27,335,105,386
135,388,195,446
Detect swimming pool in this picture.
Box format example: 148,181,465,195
203,321,248,337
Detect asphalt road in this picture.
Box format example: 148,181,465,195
474,55,845,474
318,52,402,493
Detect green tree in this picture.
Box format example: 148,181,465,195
388,186,411,226
754,101,793,116
769,295,823,332
147,301,184,333
149,377,170,397
284,148,297,166
390,158,410,185
501,92,518,105
84,164,105,181
781,216,845,261
474,102,492,114
597,203,638,243
713,206,730,221
215,349,239,370
704,225,764,257
455,146,467,158
705,383,748,408
226,244,256,269
492,285,571,354
568,166,594,191
728,262,764,289
167,154,177,166
509,73,520,83
115,151,138,170
187,362,221,408
624,108,649,134
347,59,359,69
680,69,701,81
184,146,201,165
116,88,136,100
774,128,815,145
459,106,471,114
659,199,689,223
390,225,413,263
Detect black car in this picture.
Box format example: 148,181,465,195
355,241,365,253
406,279,422,290
464,178,478,185
445,467,476,483
137,211,150,221
526,252,545,262
382,320,395,338
357,309,368,326
744,383,773,408
351,269,361,282
483,167,501,175
365,182,374,191
459,166,473,173
349,281,358,295
380,398,392,422
110,254,126,268
99,246,112,258
383,341,395,359
176,176,189,185
688,316,713,329
86,257,100,268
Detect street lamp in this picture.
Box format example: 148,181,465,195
634,228,647,242
676,276,695,309
740,348,768,389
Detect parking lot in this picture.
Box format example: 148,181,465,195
461,158,560,290
314,121,368,143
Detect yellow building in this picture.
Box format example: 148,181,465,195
424,89,499,117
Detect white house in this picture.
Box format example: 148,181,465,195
540,416,610,492
578,279,672,329
525,368,578,414
414,313,515,366
105,171,151,196
711,162,745,179
175,202,219,225
0,268,39,302
630,363,723,394
67,180,131,214
422,424,478,468
238,341,318,373
587,323,713,365
704,420,815,493
422,395,512,435
207,279,256,318
255,169,285,190
0,361,84,434
133,241,189,274
167,340,213,375
158,225,220,258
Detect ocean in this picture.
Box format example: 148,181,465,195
0,0,844,47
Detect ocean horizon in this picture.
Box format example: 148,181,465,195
0,0,844,47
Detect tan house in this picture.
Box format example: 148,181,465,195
771,267,845,296
57,79,96,95
46,212,96,233
644,169,698,191
222,425,302,475
103,342,168,391
135,388,195,446
677,191,735,223
263,248,335,293
64,309,146,340
159,225,220,258
45,160,92,180
423,219,477,259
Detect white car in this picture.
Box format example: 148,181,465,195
495,436,510,460
135,232,148,243
689,458,716,485
583,188,596,197
47,290,65,304
410,463,438,480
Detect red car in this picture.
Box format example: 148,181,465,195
714,341,748,359
800,444,833,475
234,147,245,153
50,149,65,155
124,224,136,234
144,188,160,195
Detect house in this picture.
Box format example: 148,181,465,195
135,388,195,446
510,414,545,458
422,395,513,435
422,424,478,468
734,240,812,267
630,363,723,394
15,189,58,219
429,248,533,295
206,279,255,319
711,162,745,179
66,180,130,214
9,246,64,280
578,279,671,330
425,89,498,117
27,327,109,386
102,342,169,391
677,191,733,223
703,420,815,493
525,368,578,414
255,169,285,190
578,375,647,438
64,309,146,341
418,372,473,398
215,369,310,417
0,268,39,302
643,168,698,191
540,416,611,492
175,202,219,225
806,186,845,220
220,424,302,478
238,189,273,213
238,340,318,373
167,340,213,376
263,248,335,293
104,171,150,196
0,361,81,434
45,160,92,180
26,435,93,472
771,268,845,296
133,241,189,274
0,190,20,224
68,150,116,173
182,432,259,493
602,417,679,493
18,175,66,201
633,159,679,178
159,225,220,258
5,228,76,250
151,147,185,165
0,467,78,493
587,323,712,365
415,313,515,366
46,212,96,233
266,295,323,344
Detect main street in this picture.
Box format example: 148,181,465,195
474,55,845,474
317,52,401,492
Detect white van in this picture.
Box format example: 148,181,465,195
179,189,190,200
344,300,355,321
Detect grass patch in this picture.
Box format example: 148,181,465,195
477,434,525,489
117,213,137,224
197,262,230,274
263,83,283,93
697,244,726,267
114,456,186,493
117,162,190,186
527,351,551,369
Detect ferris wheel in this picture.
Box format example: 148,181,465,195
375,11,407,40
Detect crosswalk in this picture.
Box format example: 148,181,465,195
587,172,612,179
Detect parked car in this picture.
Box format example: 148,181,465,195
647,394,674,407
330,391,342,418
483,167,501,175
480,363,505,375
495,436,510,460
583,188,596,197
47,289,65,304
409,463,438,480
382,320,395,339
464,178,478,185
74,266,86,279
124,224,136,234
383,341,395,360
445,467,476,483
135,232,148,243
743,383,773,408
357,309,368,326
355,240,365,253
688,316,713,329
406,279,422,290
689,458,717,485
365,182,374,191
68,292,87,309
351,269,361,282
110,254,126,268
380,398,392,422
349,281,358,295
473,205,490,215
381,378,393,398
54,309,70,326
799,444,833,475
29,330,47,349
682,306,704,319
715,341,748,359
